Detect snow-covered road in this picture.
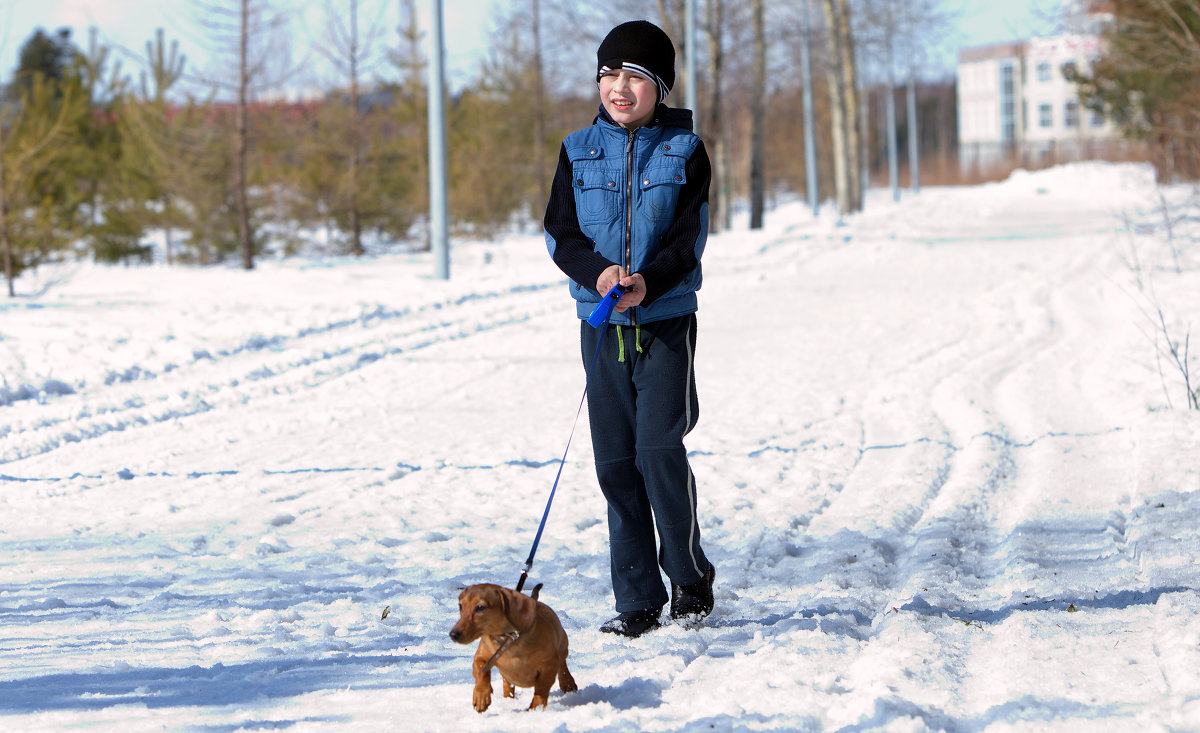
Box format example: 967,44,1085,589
1,163,1198,731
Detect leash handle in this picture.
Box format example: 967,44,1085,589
587,284,626,327
516,292,620,591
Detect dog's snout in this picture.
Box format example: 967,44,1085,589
449,629,462,641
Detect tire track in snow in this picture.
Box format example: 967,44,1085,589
717,225,1106,725
0,283,564,467
823,232,1148,721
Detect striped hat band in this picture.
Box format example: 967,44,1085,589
597,63,669,104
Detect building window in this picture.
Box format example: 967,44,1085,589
1060,61,1078,80
999,62,1016,144
1037,61,1052,82
1090,108,1106,128
1064,100,1080,128
1039,103,1053,128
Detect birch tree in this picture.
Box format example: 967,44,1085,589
821,0,862,214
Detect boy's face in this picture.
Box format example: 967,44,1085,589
599,69,657,130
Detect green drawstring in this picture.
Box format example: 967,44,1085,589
614,324,644,363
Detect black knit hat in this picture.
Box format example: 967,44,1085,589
596,20,676,102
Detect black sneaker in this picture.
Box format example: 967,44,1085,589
670,562,716,621
599,607,662,637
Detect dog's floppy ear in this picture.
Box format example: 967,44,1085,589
502,586,538,633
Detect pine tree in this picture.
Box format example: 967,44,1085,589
1,74,83,295
1074,0,1200,179
7,28,75,102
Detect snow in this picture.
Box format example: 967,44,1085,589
2,162,1199,732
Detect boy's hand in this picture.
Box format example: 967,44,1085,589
597,265,645,312
614,273,645,312
596,265,626,295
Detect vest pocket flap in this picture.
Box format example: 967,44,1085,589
658,137,698,159
567,144,606,162
639,165,687,190
572,168,620,192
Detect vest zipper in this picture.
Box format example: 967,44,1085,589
623,129,638,327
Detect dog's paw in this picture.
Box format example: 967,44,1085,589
559,670,578,693
473,686,492,713
502,679,517,698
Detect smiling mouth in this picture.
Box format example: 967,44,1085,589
612,100,634,110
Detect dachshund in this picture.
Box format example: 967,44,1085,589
449,583,577,712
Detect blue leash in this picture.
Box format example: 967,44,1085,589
515,284,624,593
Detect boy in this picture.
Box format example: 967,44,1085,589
543,19,715,638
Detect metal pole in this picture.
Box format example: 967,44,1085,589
428,0,450,280
857,44,868,212
685,0,698,134
800,0,818,217
907,71,920,194
885,38,899,202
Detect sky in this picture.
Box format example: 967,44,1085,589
0,0,1057,93
0,0,507,92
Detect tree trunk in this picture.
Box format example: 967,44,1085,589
236,0,254,270
0,124,13,297
532,0,547,210
839,0,862,212
821,0,850,215
822,0,862,215
749,0,765,229
705,0,730,233
885,27,899,202
348,0,363,256
907,74,920,193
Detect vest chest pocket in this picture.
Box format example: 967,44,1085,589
639,161,687,223
572,168,621,226
568,142,622,227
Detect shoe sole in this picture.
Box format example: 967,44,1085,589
599,622,661,638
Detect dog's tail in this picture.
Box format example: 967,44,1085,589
529,583,543,602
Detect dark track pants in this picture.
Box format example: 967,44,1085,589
581,314,709,613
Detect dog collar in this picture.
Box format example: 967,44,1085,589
481,630,520,673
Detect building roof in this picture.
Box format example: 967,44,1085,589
958,42,1026,64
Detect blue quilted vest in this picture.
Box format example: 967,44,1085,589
548,115,706,325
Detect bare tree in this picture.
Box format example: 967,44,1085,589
189,0,293,269
392,0,426,91
0,121,13,296
532,0,548,208
749,0,766,229
317,0,389,256
853,0,956,197
705,0,733,232
234,0,252,268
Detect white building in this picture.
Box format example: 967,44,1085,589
957,42,1026,171
957,10,1119,173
